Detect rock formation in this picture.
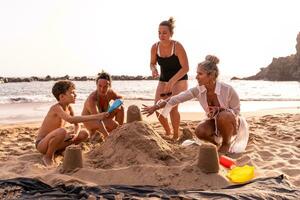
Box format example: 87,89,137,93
242,32,300,81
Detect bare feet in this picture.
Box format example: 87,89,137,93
177,128,194,144
172,135,179,142
161,134,172,140
42,155,54,166
165,131,171,136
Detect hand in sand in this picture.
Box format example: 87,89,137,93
42,155,54,167
141,104,157,117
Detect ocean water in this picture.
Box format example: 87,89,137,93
0,79,299,124
1,79,300,104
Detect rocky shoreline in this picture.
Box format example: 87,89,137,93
232,32,300,81
0,75,158,83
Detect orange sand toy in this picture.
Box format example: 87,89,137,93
219,155,236,169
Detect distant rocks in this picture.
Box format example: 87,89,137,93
238,32,300,81
230,76,242,80
0,75,157,84
111,75,156,81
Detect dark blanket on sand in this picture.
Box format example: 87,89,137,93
0,175,299,200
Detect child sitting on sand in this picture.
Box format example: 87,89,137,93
36,80,109,166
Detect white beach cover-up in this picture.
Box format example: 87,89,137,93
160,81,249,153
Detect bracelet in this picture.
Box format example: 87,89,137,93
154,99,165,110
154,104,160,110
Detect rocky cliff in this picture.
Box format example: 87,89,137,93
242,32,300,81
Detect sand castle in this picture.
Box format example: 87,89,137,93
62,145,83,172
197,143,219,173
126,105,143,123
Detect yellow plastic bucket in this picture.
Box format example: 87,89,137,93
226,165,255,183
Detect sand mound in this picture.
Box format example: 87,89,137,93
87,121,179,168
84,121,229,189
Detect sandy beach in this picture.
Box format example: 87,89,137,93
1,0,300,197
0,104,299,196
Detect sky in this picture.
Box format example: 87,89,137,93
0,0,299,78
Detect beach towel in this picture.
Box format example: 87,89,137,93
0,175,298,200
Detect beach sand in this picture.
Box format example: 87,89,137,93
0,108,299,192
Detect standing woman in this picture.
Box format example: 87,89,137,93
143,55,249,153
150,17,189,140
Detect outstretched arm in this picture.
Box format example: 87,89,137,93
55,105,109,124
142,87,199,117
142,99,168,117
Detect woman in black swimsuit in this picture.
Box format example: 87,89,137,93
150,17,189,140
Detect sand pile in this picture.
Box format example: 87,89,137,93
82,121,230,189
87,121,179,168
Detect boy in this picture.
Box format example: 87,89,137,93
36,80,108,166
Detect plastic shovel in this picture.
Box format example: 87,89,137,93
108,99,123,113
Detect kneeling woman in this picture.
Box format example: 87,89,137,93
142,55,248,153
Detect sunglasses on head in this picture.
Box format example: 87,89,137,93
98,76,110,81
160,92,172,97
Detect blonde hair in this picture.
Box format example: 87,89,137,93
159,17,175,36
198,55,220,78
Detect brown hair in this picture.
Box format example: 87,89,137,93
159,17,175,36
198,55,220,79
96,71,112,86
52,80,75,101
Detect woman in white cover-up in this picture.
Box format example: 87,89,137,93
142,55,248,153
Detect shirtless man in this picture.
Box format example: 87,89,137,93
82,72,124,139
36,80,109,166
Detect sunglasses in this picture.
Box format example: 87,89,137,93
160,92,172,97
